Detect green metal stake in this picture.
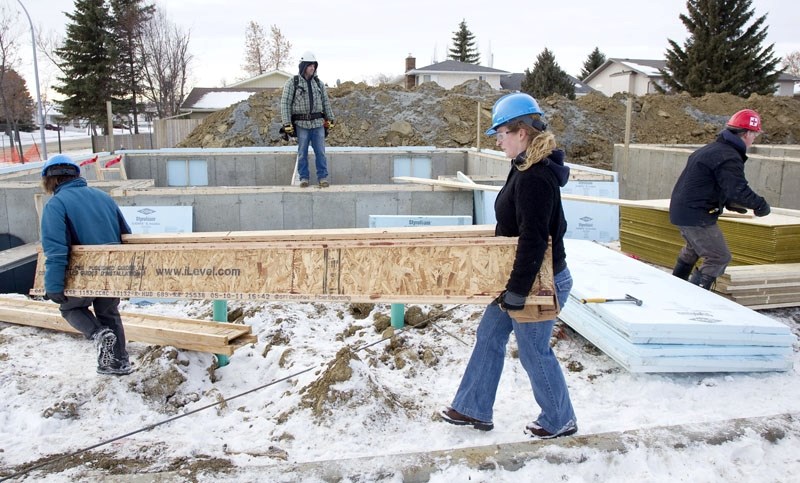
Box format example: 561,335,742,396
390,303,405,329
213,300,230,367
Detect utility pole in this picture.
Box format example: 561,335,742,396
16,0,47,160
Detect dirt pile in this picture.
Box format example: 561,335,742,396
179,81,800,170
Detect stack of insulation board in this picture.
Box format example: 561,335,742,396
619,199,800,268
559,239,795,373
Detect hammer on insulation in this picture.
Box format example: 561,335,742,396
579,294,643,306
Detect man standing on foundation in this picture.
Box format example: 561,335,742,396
280,51,335,188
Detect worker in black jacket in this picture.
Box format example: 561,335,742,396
669,109,771,290
440,93,577,440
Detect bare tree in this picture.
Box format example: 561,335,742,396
139,6,192,118
783,51,800,77
266,24,291,71
369,73,397,86
242,20,267,77
0,3,22,159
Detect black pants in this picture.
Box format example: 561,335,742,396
59,297,128,362
676,224,732,278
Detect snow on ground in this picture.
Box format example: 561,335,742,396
0,294,798,482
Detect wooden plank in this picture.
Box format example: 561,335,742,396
29,236,557,308
0,242,39,273
122,225,497,245
0,297,255,355
392,176,645,208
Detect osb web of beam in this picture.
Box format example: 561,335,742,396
31,237,556,307
0,297,256,355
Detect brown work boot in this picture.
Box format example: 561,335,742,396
299,179,309,188
439,407,493,431
524,420,577,439
319,179,330,188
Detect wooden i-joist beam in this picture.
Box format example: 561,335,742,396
29,226,556,309
0,297,256,355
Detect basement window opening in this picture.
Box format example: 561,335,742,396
167,160,208,187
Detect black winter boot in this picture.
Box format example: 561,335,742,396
689,271,717,290
672,260,694,280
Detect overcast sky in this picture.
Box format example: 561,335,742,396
8,0,800,100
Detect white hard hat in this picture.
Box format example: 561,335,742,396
299,51,317,62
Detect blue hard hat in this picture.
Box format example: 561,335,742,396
41,154,80,177
485,93,544,135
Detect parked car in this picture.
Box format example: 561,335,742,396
45,123,63,131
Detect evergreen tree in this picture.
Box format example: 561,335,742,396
579,47,606,80
55,0,123,132
0,68,35,129
448,19,480,64
109,0,155,133
660,0,781,97
521,48,575,100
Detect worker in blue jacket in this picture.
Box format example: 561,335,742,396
669,109,771,290
40,154,134,375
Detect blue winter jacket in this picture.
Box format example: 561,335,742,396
40,177,131,293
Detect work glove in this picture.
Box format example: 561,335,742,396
325,120,335,130
45,291,68,304
754,201,771,217
725,202,748,214
492,290,526,312
282,123,294,136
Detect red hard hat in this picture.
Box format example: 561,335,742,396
726,109,762,132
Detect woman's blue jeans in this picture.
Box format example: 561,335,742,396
450,267,576,433
296,126,329,181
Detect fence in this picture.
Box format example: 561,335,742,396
90,118,203,153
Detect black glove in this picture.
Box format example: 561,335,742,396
725,202,748,214
282,123,294,136
493,290,526,311
45,292,68,304
754,202,771,217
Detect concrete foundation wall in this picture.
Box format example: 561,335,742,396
0,184,41,243
113,185,473,231
613,144,800,210
123,147,467,187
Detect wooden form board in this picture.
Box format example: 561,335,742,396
392,176,635,208
30,236,556,307
0,242,39,273
122,224,497,245
0,297,256,355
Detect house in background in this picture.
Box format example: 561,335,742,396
585,58,798,97
583,59,667,97
776,72,800,96
500,73,596,97
180,70,293,120
228,69,293,89
404,55,509,89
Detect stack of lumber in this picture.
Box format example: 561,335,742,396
620,199,800,267
560,239,796,373
0,296,256,355
619,199,800,308
715,263,800,309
